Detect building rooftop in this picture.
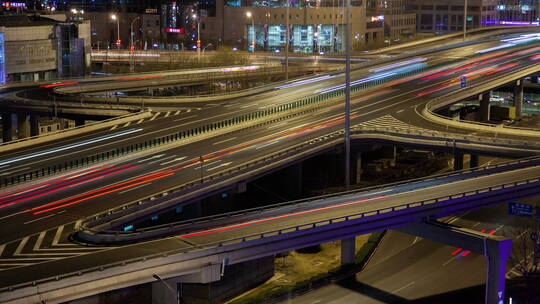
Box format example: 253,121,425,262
0,14,59,27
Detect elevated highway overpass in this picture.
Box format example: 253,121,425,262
0,28,540,303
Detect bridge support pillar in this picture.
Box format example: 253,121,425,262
470,154,480,168
396,220,511,304
480,92,491,122
354,152,363,184
2,113,14,142
30,115,40,137
341,237,356,265
453,152,464,171
513,78,524,118
17,114,30,139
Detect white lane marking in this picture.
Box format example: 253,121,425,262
206,162,233,171
160,156,187,166
443,255,459,266
23,213,56,225
241,105,251,109
396,109,405,114
33,231,46,251
148,155,175,165
149,112,160,121
14,237,28,255
0,244,5,257
174,110,181,115
52,225,64,246
255,141,279,150
164,111,171,118
123,121,132,127
267,121,288,130
186,109,192,113
213,137,237,145
0,128,143,167
137,119,145,124
0,167,31,176
412,236,421,245
173,114,198,122
392,281,415,294
194,160,221,169
118,183,152,194
494,225,504,232
137,154,165,163
110,125,118,130
74,220,83,230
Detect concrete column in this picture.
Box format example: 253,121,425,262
470,154,479,168
354,152,362,184
341,237,356,265
513,78,524,118
454,152,464,171
2,113,14,142
17,114,30,139
75,118,85,127
396,221,512,304
485,238,512,304
152,280,178,304
30,115,40,137
480,92,491,122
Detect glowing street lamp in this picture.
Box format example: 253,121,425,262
111,14,120,50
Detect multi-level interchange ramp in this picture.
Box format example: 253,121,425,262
0,27,540,303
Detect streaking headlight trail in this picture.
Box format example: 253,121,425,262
317,71,397,94
275,75,335,89
0,128,143,167
368,57,427,73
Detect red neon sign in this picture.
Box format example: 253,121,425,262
166,28,185,34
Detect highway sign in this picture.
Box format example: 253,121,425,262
509,202,534,217
460,75,467,88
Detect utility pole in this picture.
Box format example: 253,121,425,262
285,0,290,80
463,0,468,41
344,0,351,189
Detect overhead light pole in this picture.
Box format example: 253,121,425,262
344,0,351,189
192,13,201,60
130,16,141,72
285,0,290,80
111,14,120,50
463,0,468,41
246,12,255,52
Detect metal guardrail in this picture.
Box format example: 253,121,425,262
0,109,150,149
424,62,540,133
77,124,540,238
2,169,539,293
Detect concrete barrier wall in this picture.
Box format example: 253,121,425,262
0,110,153,154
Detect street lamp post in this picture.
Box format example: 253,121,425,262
203,43,212,54
344,0,351,189
463,0,468,41
130,17,141,52
130,16,141,73
246,12,255,52
285,0,290,80
192,14,201,60
111,14,120,51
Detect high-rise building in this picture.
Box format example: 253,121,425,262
406,0,499,32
